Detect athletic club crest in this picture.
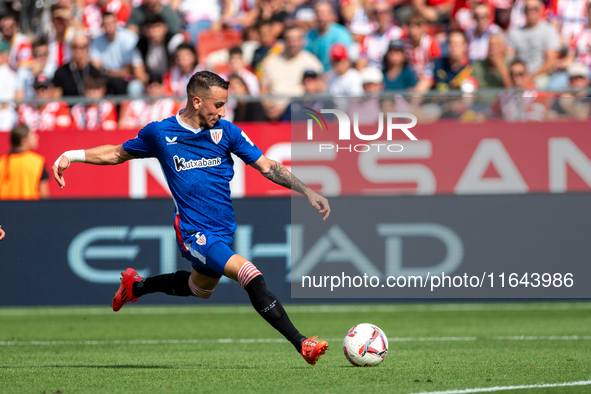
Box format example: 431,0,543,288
196,232,207,245
210,129,223,144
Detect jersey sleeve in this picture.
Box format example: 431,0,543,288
122,122,159,159
228,122,263,165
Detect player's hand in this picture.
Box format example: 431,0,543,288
0,225,5,241
52,155,71,189
306,190,331,222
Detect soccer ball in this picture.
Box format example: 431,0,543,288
343,323,388,367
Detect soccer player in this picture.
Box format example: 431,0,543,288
0,225,5,241
52,71,331,366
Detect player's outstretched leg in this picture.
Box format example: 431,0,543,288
112,268,216,311
225,255,329,365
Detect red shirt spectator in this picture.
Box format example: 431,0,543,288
403,12,442,77
70,76,117,130
18,77,71,131
163,43,203,97
357,2,403,70
83,0,131,39
547,0,589,42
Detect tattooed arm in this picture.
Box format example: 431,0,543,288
250,155,331,222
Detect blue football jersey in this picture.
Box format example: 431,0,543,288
123,111,263,242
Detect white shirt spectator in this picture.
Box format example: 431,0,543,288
326,68,364,96
361,24,404,69
467,24,503,61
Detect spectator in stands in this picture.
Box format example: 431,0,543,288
253,0,289,40
52,33,102,97
340,0,373,39
548,63,591,120
0,12,33,70
47,5,74,75
415,30,473,92
290,69,334,121
18,76,71,132
356,2,403,70
287,0,317,31
548,0,588,47
0,125,49,200
181,0,234,44
260,26,323,120
120,74,181,129
226,47,260,96
383,39,418,90
326,43,364,96
84,0,131,39
71,76,117,130
127,0,182,35
472,33,512,88
251,21,281,77
91,12,147,96
349,67,385,125
136,14,186,76
488,60,551,121
507,0,561,90
467,2,502,61
412,0,455,23
163,43,203,97
227,74,268,122
15,39,54,101
306,0,354,71
403,12,442,79
0,41,17,132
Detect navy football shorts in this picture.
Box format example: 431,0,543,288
180,231,236,279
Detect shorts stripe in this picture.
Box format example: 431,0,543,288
237,262,262,288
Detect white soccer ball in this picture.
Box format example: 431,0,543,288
343,323,388,367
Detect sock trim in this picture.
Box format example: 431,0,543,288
188,277,214,299
238,262,262,288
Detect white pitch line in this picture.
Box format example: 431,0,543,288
411,380,591,394
1,335,591,346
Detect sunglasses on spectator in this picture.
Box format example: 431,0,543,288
71,44,88,50
34,51,48,58
524,6,540,12
474,13,488,19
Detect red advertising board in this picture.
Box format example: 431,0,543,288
1,120,591,198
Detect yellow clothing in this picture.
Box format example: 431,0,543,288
0,151,46,200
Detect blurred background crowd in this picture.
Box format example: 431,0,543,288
0,0,590,130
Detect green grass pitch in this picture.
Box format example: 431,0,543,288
1,302,590,394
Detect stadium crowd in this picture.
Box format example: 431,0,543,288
0,0,590,129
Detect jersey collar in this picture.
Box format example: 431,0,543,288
176,109,204,134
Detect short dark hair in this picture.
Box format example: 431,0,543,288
10,125,30,149
32,37,48,49
102,11,116,20
144,14,165,26
229,46,243,57
1,12,18,23
83,75,106,90
447,29,467,44
510,59,527,70
407,10,426,25
187,71,229,98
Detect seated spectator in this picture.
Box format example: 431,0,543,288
0,125,49,200
163,43,203,97
340,0,373,38
227,74,268,122
290,69,335,120
91,12,147,96
0,41,17,132
507,0,560,90
488,60,552,121
251,20,282,78
127,0,182,35
472,33,512,88
383,39,418,90
548,0,588,47
287,0,318,32
412,0,455,23
84,0,132,39
47,5,74,74
52,33,102,97
71,76,117,130
136,14,186,76
415,30,473,92
225,47,260,96
260,26,323,120
349,67,385,125
467,2,502,61
403,12,442,78
120,74,181,129
326,43,364,96
548,62,591,120
253,0,289,40
18,76,71,132
306,0,354,71
15,39,55,101
356,2,403,70
0,12,33,70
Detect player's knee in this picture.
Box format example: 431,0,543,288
188,277,215,299
237,261,262,288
